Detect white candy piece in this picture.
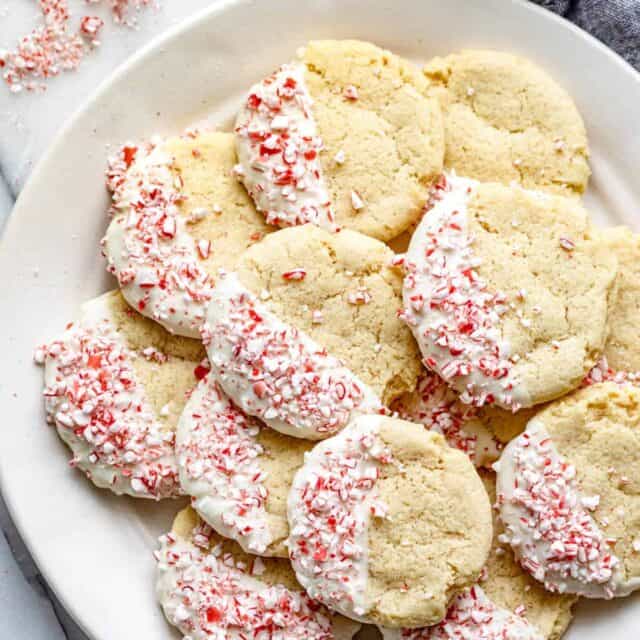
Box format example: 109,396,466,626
39,295,181,499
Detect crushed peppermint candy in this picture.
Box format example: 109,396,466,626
582,356,640,387
496,420,622,597
282,268,307,281
559,237,575,252
288,415,392,619
347,287,372,306
401,174,521,409
343,84,359,100
350,190,365,211
1,0,85,93
1,0,156,93
103,139,214,338
107,0,157,27
37,309,181,499
202,272,382,440
391,370,500,467
176,375,274,554
378,586,543,640
156,528,337,640
234,64,337,230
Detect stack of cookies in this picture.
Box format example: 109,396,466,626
36,40,640,639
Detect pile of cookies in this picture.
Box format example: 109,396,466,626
36,40,640,639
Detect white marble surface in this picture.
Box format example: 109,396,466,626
0,2,220,637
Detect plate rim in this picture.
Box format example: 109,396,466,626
2,0,640,638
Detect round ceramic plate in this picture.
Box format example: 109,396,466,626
1,0,639,638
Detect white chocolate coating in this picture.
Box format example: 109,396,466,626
378,586,543,640
103,140,213,338
202,272,382,440
287,414,391,621
234,64,336,230
496,420,633,598
402,174,524,410
176,375,272,554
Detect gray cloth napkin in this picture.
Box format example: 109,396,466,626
533,0,640,69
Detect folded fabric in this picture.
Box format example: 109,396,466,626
533,0,640,69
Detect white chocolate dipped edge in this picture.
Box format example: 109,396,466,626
378,586,543,640
103,139,213,338
37,295,181,499
234,63,336,231
176,375,273,555
496,419,639,598
202,271,382,440
287,414,392,622
401,174,526,410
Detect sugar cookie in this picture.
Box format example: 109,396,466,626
155,507,360,640
287,414,493,628
176,374,313,556
103,131,272,338
36,291,204,499
402,174,617,410
423,50,590,196
234,40,444,241
496,382,640,598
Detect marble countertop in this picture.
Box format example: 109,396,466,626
0,1,636,638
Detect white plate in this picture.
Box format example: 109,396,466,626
1,0,639,638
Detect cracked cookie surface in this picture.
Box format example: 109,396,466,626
235,224,421,404
423,50,590,196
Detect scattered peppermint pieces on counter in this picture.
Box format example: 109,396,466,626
1,0,157,92
234,64,337,230
203,273,383,440
288,415,392,619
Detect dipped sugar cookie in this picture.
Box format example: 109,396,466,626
35,291,204,499
378,472,575,640
155,507,360,640
392,368,502,468
202,225,421,439
496,382,640,598
234,39,444,241
287,414,493,628
401,174,617,410
176,374,313,557
103,131,272,338
423,50,590,196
